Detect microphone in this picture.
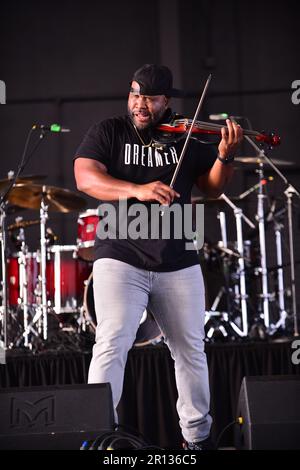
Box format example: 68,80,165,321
209,113,229,121
32,123,71,133
209,113,244,121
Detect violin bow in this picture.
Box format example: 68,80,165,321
169,74,212,190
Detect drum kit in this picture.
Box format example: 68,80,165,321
0,174,162,354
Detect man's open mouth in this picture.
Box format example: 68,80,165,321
134,111,151,123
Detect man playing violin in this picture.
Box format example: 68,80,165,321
74,64,243,450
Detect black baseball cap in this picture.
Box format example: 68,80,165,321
130,64,184,98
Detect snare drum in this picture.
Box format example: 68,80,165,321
47,245,91,314
7,252,39,307
77,209,99,261
83,273,163,346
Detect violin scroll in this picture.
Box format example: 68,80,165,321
255,132,281,148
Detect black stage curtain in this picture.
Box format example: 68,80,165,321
0,340,299,448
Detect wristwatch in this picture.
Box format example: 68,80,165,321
217,154,235,165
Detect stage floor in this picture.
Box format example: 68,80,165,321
0,336,299,448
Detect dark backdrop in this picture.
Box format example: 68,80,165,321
1,1,300,322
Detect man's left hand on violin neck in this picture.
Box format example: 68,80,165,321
218,119,243,160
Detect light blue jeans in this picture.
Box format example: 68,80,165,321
88,258,212,442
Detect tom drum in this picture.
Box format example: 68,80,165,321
77,209,99,261
47,245,91,314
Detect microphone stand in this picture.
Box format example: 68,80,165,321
244,135,300,337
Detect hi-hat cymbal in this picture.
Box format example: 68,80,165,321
235,156,295,166
8,183,87,213
0,174,47,191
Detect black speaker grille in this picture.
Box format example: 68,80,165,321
0,383,114,449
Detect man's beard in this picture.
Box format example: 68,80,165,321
128,106,166,130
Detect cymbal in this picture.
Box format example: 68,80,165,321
7,184,87,213
0,174,47,191
235,156,295,166
8,219,40,231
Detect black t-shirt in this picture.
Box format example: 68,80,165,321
74,112,216,271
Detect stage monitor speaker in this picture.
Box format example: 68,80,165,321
0,383,114,450
235,375,300,450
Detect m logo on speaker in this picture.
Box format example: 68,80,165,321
10,396,55,428
0,384,114,449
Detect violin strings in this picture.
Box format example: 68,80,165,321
174,119,260,137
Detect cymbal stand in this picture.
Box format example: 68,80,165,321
0,203,8,362
256,163,271,328
285,185,299,336
217,211,232,316
16,234,41,347
220,194,256,336
17,232,30,347
24,188,49,341
38,190,48,340
272,217,287,331
244,134,299,336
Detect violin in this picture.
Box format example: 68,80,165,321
153,118,280,148
154,75,280,195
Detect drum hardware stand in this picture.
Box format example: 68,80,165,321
219,194,256,337
78,272,95,334
23,190,49,342
17,234,31,347
285,185,299,336
16,243,42,348
255,162,271,328
218,211,232,322
79,275,95,333
244,134,300,336
35,191,49,340
1,204,39,354
205,211,236,338
204,208,254,339
267,216,288,333
0,202,9,362
8,218,43,349
78,305,88,332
